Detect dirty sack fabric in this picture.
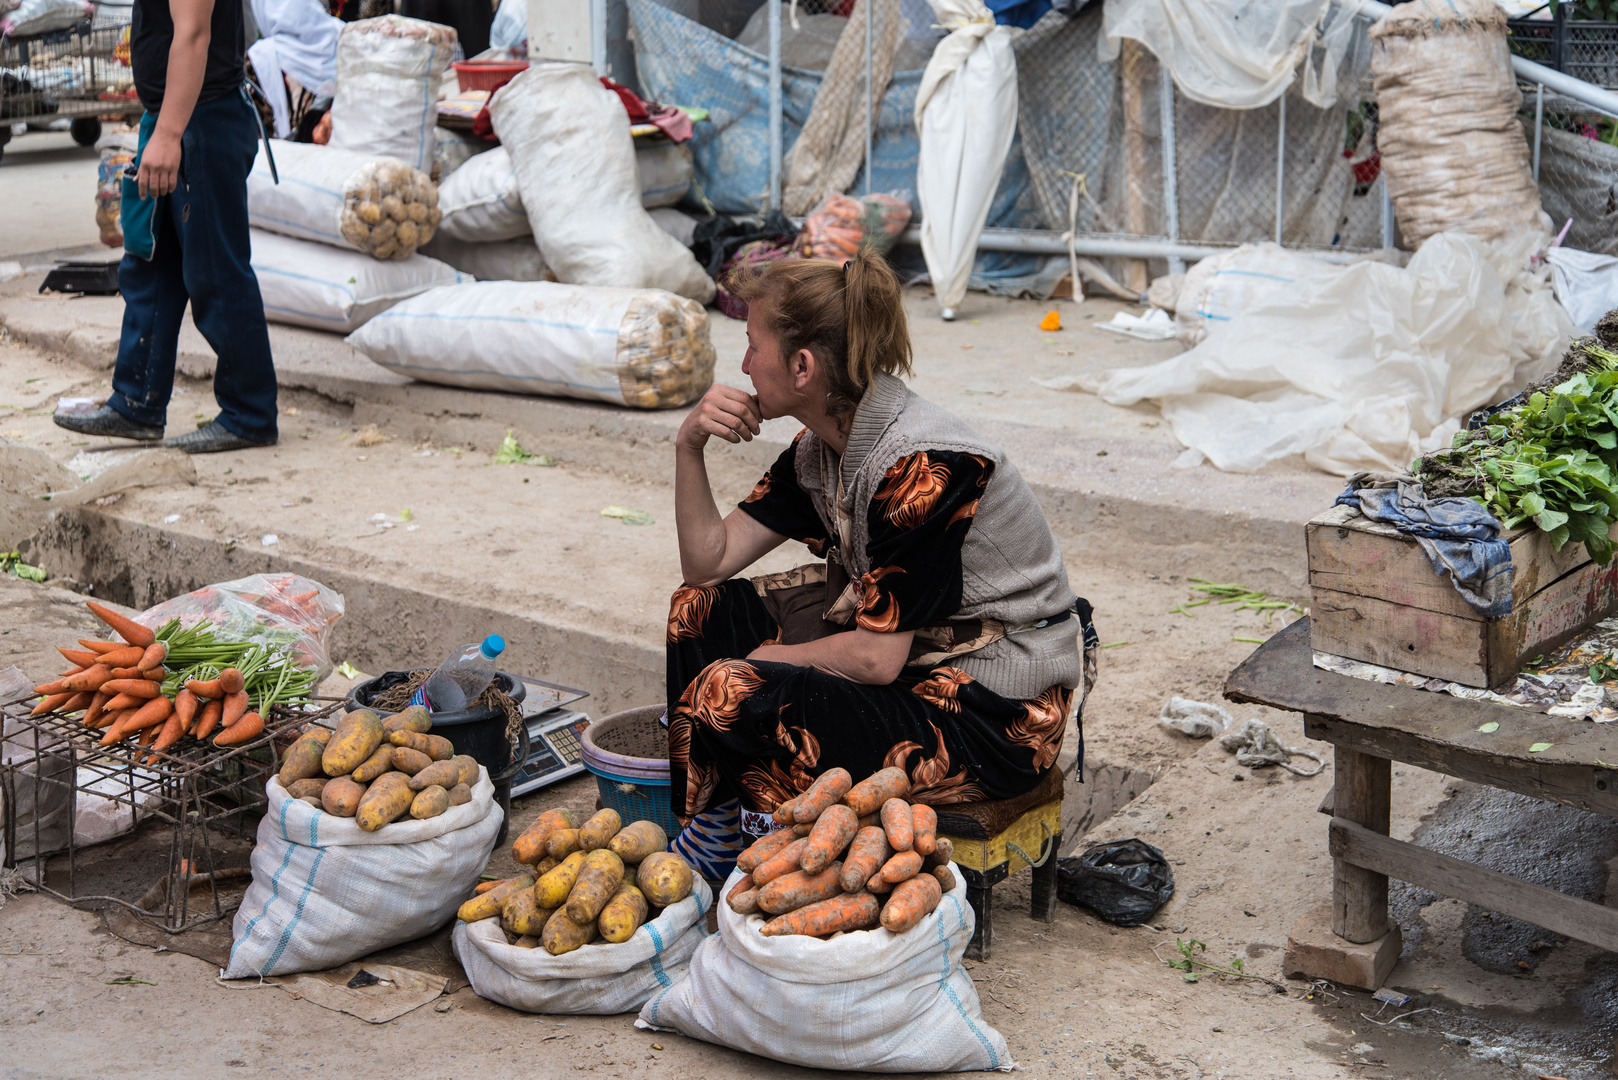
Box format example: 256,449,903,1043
781,0,903,216
1039,228,1573,476
636,865,1012,1072
1218,718,1324,776
452,877,711,1015
224,770,501,978
1335,476,1514,618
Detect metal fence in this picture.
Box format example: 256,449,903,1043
625,0,1618,281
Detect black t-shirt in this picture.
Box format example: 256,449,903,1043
131,0,246,113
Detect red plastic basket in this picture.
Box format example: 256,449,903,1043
452,60,530,94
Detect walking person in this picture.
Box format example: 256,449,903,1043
55,0,280,452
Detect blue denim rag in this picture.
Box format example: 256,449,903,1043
1336,480,1515,618
119,111,161,261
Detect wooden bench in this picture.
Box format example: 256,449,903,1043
1226,617,1618,990
936,767,1065,961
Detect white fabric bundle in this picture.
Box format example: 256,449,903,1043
250,229,465,332
327,15,457,173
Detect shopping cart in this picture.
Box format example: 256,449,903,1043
0,0,141,163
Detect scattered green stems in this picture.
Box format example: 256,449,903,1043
154,618,317,713
1174,579,1302,625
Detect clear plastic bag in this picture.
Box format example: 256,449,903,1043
130,573,345,678
796,190,914,260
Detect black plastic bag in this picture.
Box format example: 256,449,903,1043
1057,838,1174,926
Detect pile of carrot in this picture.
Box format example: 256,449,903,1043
726,766,955,939
795,192,912,261
28,600,293,763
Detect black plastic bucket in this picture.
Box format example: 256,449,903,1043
347,669,526,780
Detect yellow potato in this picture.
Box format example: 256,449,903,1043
534,850,588,908
598,883,649,943
565,850,625,925
447,782,472,806
501,887,552,936
355,772,413,831
391,746,432,775
607,820,668,864
286,777,328,800
541,904,598,955
578,808,622,851
456,873,534,923
351,744,394,782
410,785,450,820
636,852,694,907
322,709,384,777
544,828,581,860
278,733,329,787
452,755,479,788
408,760,462,792
382,704,431,734
320,775,366,817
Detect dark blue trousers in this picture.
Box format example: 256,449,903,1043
109,90,278,443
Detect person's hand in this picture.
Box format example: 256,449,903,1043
677,384,763,453
137,130,183,199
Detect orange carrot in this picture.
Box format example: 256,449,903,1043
792,767,852,824
881,798,913,853
94,708,129,733
31,692,73,716
32,679,67,696
751,837,811,886
843,767,911,816
801,804,858,874
879,871,943,933
757,864,844,915
99,715,131,745
78,639,121,654
101,678,162,698
772,797,799,827
57,647,100,667
876,850,923,887
185,678,223,699
214,711,263,746
85,601,155,648
120,695,173,734
726,873,761,915
760,893,881,937
60,665,114,694
102,691,145,713
60,691,93,713
84,690,110,727
911,804,937,857
473,878,507,895
737,829,798,874
221,690,249,728
92,646,144,669
138,666,167,681
194,699,224,740
138,642,167,670
151,708,185,755
839,826,892,893
217,667,245,695
57,665,87,677
172,689,199,735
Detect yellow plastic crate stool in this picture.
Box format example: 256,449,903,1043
935,768,1064,961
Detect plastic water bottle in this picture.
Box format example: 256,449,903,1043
411,634,506,712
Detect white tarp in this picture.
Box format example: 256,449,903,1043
1041,230,1575,475
915,0,1017,317
1546,247,1618,334
1100,0,1368,110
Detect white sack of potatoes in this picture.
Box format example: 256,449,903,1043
250,229,466,333
489,63,714,303
417,233,550,282
248,140,442,260
327,15,457,174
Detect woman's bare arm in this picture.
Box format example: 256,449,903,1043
675,385,786,585
747,629,914,686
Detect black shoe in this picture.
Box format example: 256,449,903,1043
52,404,164,441
164,419,277,454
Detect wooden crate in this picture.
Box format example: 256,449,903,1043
1307,504,1618,687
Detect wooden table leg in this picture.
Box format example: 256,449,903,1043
1332,746,1391,943
1030,829,1061,923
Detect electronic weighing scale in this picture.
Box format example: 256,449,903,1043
510,676,593,797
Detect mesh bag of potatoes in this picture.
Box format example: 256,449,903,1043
224,707,502,979
344,279,717,409
248,139,442,261
452,808,712,1015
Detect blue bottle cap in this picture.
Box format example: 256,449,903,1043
480,634,506,659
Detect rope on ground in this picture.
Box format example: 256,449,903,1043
1217,718,1325,777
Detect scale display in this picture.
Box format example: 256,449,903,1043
511,709,593,797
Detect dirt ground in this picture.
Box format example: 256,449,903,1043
0,300,1614,1078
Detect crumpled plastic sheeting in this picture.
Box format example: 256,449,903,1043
1218,718,1324,776
1040,229,1575,475
1157,696,1232,738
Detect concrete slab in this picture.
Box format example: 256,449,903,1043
1284,901,1403,990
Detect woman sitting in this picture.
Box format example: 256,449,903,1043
667,251,1097,879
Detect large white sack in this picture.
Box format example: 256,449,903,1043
1545,247,1618,334
637,865,1012,1073
435,147,528,243
225,770,501,979
345,280,717,408
418,233,549,282
1041,229,1574,476
636,142,694,209
489,63,714,303
0,0,92,38
1173,243,1340,346
915,1,1017,315
328,15,457,174
250,229,465,332
248,140,441,260
452,877,712,1015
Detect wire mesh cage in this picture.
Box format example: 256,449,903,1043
1,0,139,127
0,694,345,932
1510,8,1618,90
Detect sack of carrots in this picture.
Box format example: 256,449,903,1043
635,767,1013,1073
451,808,712,1015
225,750,502,979
795,190,912,261
26,599,320,764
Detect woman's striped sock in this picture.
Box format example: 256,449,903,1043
671,799,745,882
